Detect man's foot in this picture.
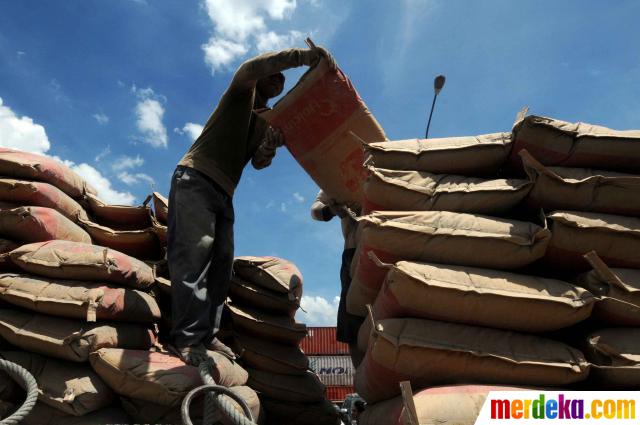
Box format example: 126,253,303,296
169,343,209,366
205,337,236,360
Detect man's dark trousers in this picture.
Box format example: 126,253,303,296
167,165,234,348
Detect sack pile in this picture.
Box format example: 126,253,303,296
352,113,640,418
224,256,341,425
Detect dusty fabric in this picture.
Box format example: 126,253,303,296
0,206,91,244
227,303,307,346
0,239,17,255
369,260,594,333
233,256,303,303
232,332,308,375
0,350,114,416
229,276,299,317
546,211,640,271
363,167,531,214
521,150,640,215
0,273,161,322
347,211,551,316
355,318,589,403
0,308,156,362
78,216,161,260
364,132,512,176
0,178,88,222
0,147,96,198
246,368,326,403
263,60,387,205
21,403,131,425
8,240,156,289
84,193,152,230
89,348,247,407
585,328,640,366
261,397,341,425
152,191,169,224
510,115,640,173
152,216,167,247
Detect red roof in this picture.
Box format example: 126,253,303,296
300,327,350,355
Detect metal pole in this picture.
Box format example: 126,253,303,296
425,75,446,139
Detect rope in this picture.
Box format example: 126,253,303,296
0,359,38,425
181,359,257,425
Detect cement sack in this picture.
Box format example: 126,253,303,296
510,115,640,173
152,191,169,224
355,318,589,403
359,385,531,425
0,350,114,416
121,385,263,425
583,328,640,388
0,206,91,244
370,260,594,333
0,273,161,322
363,167,531,214
22,403,131,425
0,308,156,362
0,147,96,198
261,397,341,425
227,303,307,346
521,150,640,215
577,252,640,326
246,368,326,403
546,211,640,271
0,179,88,222
152,216,167,247
78,216,161,260
348,211,551,316
261,60,386,205
0,239,16,255
8,240,156,289
89,348,248,406
230,276,299,317
233,256,303,304
364,132,512,176
232,332,308,375
84,193,152,230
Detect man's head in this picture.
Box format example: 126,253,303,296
256,72,285,100
351,400,365,420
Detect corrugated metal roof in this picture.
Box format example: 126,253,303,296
326,385,356,403
300,327,350,355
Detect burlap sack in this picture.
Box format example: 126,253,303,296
232,332,308,375
363,167,531,214
577,252,640,326
0,273,160,323
121,385,263,425
510,115,640,173
227,303,307,346
0,147,96,198
152,216,167,247
369,260,594,333
78,217,161,260
364,132,512,175
359,385,532,425
8,240,155,289
90,348,247,407
583,328,640,388
0,207,91,244
355,318,589,403
546,211,640,271
0,179,88,222
229,276,299,317
21,403,131,425
247,368,325,403
0,308,156,362
348,211,551,316
152,191,169,224
0,350,114,416
262,60,386,205
521,150,640,215
261,397,341,425
84,193,152,230
233,256,303,302
0,239,16,255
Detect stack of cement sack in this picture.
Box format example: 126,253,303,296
225,256,341,425
350,114,640,419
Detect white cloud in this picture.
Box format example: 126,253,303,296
256,30,304,52
202,38,249,71
95,146,111,162
93,112,109,125
132,86,168,148
174,122,204,141
67,161,136,205
0,97,51,155
118,171,155,187
112,154,144,171
293,192,305,203
280,202,287,212
297,295,339,326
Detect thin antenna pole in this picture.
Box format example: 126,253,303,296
425,74,446,139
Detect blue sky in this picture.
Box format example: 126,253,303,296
1,0,638,324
